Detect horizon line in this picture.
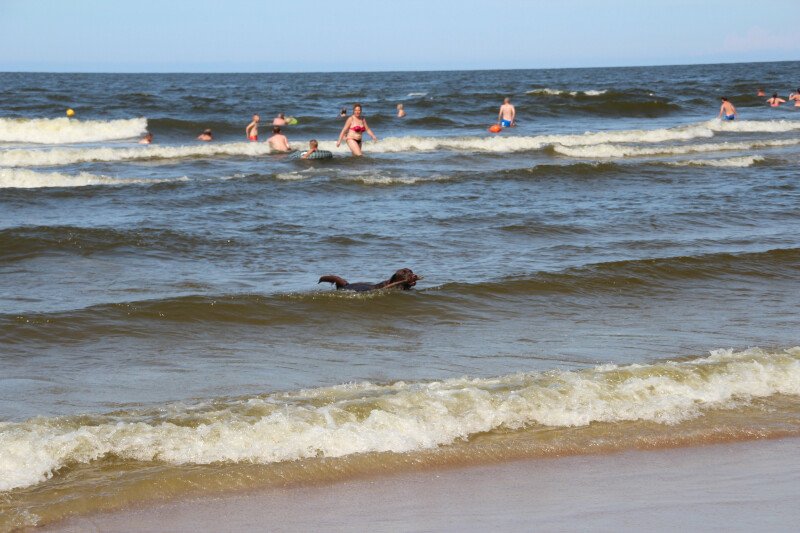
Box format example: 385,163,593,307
1,58,797,76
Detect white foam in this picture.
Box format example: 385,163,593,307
0,141,278,167
0,168,188,189
0,117,147,144
668,155,765,168
1,347,798,492
554,139,800,158
407,92,428,97
526,88,608,96
3,120,799,166
708,118,800,133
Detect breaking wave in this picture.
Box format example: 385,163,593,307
1,347,798,492
0,168,188,189
0,117,147,144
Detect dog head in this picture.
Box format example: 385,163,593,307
389,268,421,289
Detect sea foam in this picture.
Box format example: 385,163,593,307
0,168,188,189
1,347,798,492
0,117,147,144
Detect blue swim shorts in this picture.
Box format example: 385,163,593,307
723,114,735,121
500,119,512,127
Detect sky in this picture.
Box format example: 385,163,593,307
1,0,798,72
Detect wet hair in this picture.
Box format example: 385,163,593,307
278,113,285,118
721,97,728,101
273,126,281,134
772,93,778,98
309,139,318,147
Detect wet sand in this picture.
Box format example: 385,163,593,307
47,437,800,532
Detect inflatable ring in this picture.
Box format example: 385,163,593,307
290,150,333,160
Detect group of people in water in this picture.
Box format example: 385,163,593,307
717,87,799,121
757,87,800,107
137,87,796,149
137,99,516,156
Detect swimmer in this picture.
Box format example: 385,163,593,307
246,114,260,141
397,103,406,118
497,97,516,128
139,132,153,145
790,88,800,107
766,93,786,107
757,88,766,97
197,129,213,141
339,107,348,118
301,139,319,159
268,126,291,152
717,97,737,121
273,113,288,126
336,103,377,157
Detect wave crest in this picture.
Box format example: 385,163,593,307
1,347,797,492
0,117,147,144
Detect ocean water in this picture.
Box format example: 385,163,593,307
1,62,800,529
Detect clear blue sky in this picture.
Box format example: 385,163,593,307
1,0,798,72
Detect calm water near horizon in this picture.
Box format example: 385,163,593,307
1,61,799,529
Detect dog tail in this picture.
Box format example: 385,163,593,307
318,275,348,288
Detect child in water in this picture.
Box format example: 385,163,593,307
397,103,406,118
197,129,213,141
301,139,319,159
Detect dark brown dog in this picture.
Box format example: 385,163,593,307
318,268,422,292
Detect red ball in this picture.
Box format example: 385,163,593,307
488,124,502,133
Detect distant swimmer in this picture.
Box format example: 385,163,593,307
268,126,291,152
273,113,288,126
397,103,406,118
197,129,213,141
766,93,786,107
246,114,260,141
790,88,800,107
340,107,348,118
139,132,153,145
301,139,319,159
757,88,766,97
337,103,377,157
497,97,516,128
717,97,737,121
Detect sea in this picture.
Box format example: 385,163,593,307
1,61,799,529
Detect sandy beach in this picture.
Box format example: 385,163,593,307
45,437,800,532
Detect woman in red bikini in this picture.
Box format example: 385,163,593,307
336,103,377,156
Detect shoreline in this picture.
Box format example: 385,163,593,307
44,436,800,532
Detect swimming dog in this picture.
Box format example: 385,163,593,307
318,268,422,292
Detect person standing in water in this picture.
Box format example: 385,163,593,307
246,114,260,141
336,103,377,156
766,93,786,107
790,88,800,107
497,97,516,128
397,103,406,118
717,97,737,121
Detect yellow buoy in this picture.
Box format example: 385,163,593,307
66,108,75,117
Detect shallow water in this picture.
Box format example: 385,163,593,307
1,62,800,528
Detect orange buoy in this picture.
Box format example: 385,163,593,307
488,124,502,133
